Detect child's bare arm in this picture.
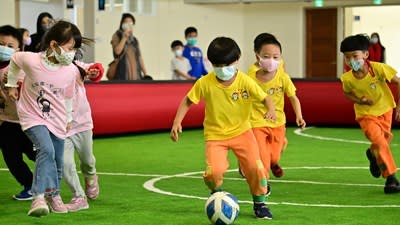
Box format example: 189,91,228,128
174,69,195,80
288,95,306,128
170,96,193,142
343,91,373,105
390,75,400,121
263,96,276,122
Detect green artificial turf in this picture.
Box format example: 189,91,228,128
1,127,400,225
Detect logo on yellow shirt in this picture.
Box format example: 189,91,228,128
231,89,250,101
267,86,283,95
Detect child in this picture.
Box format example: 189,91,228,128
18,28,31,51
63,57,103,212
182,27,208,79
170,40,194,80
6,20,95,217
170,37,276,219
340,34,400,194
0,25,36,201
249,34,305,191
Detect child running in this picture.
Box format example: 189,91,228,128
6,20,93,216
0,25,36,201
249,33,305,189
63,56,103,212
340,34,400,194
170,37,276,219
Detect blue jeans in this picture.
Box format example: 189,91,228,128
25,125,65,197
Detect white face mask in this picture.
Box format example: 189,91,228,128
53,45,75,65
122,22,133,31
370,37,378,44
174,49,183,57
214,64,237,81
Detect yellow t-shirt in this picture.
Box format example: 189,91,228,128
187,70,268,141
249,67,296,128
340,61,397,119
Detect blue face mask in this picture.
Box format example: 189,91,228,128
214,64,237,81
0,45,15,62
349,59,364,71
187,37,198,46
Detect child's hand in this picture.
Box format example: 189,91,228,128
296,117,306,128
8,87,19,101
170,123,182,142
87,63,104,82
87,68,99,79
66,122,72,132
2,72,7,83
395,106,400,121
264,110,277,122
359,96,374,105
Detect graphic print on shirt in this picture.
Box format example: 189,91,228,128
231,89,250,101
267,86,283,96
190,50,202,64
37,89,52,118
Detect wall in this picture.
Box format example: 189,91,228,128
345,5,400,73
0,0,16,26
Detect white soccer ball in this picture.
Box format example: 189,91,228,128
205,191,240,225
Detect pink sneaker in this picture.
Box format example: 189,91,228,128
65,196,89,212
46,195,68,213
28,196,49,217
85,175,99,200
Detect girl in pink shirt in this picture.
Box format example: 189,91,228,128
6,21,96,217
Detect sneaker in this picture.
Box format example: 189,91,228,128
65,196,89,212
46,195,68,213
384,175,400,194
28,197,49,217
253,202,273,220
271,164,284,178
13,187,33,201
85,175,99,200
366,149,381,178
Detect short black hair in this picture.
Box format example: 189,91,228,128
184,27,197,37
253,32,282,53
171,40,183,49
0,25,23,48
340,34,369,53
207,37,241,66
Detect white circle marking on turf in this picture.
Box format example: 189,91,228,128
142,169,400,208
294,127,371,144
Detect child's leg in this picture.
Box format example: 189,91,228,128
24,125,63,197
63,136,86,197
203,141,229,192
74,130,96,177
270,126,286,165
358,112,397,177
252,127,272,180
230,130,267,202
0,122,34,191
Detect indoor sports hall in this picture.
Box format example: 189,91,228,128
1,0,400,224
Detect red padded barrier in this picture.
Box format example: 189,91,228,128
85,80,397,136
85,82,204,136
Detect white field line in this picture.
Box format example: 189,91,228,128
294,127,371,144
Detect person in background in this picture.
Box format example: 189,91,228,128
18,28,31,51
368,32,385,63
170,40,194,80
182,27,207,79
0,25,36,201
110,13,147,80
25,12,54,52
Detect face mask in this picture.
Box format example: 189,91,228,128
42,24,51,32
174,49,183,57
187,37,198,46
214,64,237,81
370,37,378,44
348,59,364,71
24,37,32,46
258,57,280,72
122,22,133,31
53,45,75,65
0,45,15,62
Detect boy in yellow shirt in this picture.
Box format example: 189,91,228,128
340,34,400,194
245,34,305,192
170,37,276,219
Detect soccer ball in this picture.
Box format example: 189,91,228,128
205,191,240,225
